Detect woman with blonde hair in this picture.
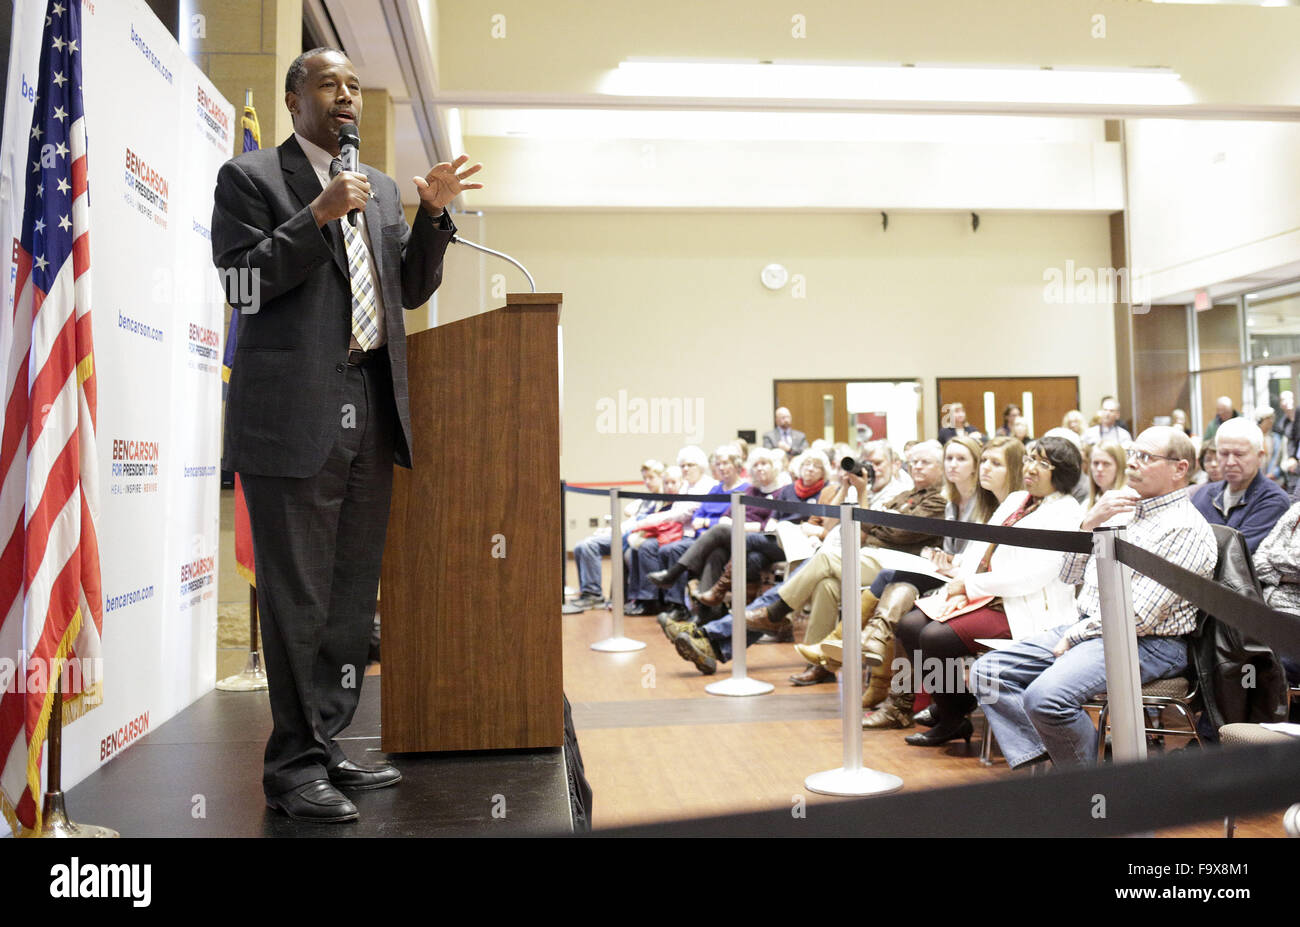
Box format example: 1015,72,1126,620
1086,441,1127,510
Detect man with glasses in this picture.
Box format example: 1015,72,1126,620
972,426,1217,769
1191,417,1290,554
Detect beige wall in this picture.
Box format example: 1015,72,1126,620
437,0,1300,109
459,211,1116,545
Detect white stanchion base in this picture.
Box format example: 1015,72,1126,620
705,676,774,697
804,767,904,797
590,636,646,652
215,653,268,692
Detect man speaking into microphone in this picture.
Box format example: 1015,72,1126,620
211,47,482,823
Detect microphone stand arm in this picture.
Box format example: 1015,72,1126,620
450,234,536,294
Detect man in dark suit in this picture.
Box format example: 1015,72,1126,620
212,47,482,823
761,407,808,455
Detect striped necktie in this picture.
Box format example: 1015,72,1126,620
330,157,380,350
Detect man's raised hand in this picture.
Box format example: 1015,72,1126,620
413,154,484,214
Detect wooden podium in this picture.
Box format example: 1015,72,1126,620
381,293,563,752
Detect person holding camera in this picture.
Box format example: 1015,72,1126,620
668,442,946,675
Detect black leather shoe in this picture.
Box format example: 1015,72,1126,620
624,600,650,616
327,759,403,791
266,780,359,823
904,717,973,748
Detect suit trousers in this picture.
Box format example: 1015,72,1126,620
240,357,397,796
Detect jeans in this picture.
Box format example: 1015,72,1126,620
573,533,612,597
972,625,1189,769
628,538,663,604
658,538,696,606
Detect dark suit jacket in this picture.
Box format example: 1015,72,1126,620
212,135,455,477
761,428,807,454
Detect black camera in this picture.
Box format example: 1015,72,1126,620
841,456,876,485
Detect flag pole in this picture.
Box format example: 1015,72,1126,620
216,92,267,692
34,671,118,838
216,586,267,691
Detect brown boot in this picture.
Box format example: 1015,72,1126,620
745,606,791,634
862,582,919,668
862,661,891,709
861,691,915,728
862,639,914,728
697,562,732,607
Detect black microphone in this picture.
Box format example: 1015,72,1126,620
337,123,361,226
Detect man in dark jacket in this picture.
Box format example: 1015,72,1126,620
1191,417,1290,554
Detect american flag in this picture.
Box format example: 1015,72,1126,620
0,0,103,833
223,98,260,587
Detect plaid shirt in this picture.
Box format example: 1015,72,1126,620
1059,488,1216,646
1254,500,1300,615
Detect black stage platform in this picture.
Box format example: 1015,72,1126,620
65,684,576,837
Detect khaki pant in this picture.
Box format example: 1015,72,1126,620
778,546,881,645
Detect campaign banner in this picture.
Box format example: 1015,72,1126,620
0,0,229,834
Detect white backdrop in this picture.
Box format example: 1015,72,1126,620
1,0,229,834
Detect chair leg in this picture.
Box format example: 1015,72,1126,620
1168,703,1203,748
979,715,995,767
1096,703,1110,763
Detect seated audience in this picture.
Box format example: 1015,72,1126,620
1190,417,1290,554
887,436,1085,738
803,434,998,694
1251,500,1300,691
1041,426,1089,503
1275,391,1300,492
1062,409,1086,438
648,449,785,618
996,404,1021,437
1190,443,1220,493
973,426,1216,770
1203,395,1239,443
1171,407,1192,437
1082,395,1133,446
666,441,937,674
625,447,711,615
653,445,750,620
1009,416,1031,443
1257,406,1285,486
569,459,668,609
1086,441,1127,511
938,402,983,444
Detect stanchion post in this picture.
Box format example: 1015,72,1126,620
609,487,625,631
705,492,772,696
590,487,645,652
1093,526,1147,765
804,510,902,797
839,505,863,772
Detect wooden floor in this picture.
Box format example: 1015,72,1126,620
564,564,1288,837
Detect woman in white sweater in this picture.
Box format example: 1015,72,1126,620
894,436,1085,747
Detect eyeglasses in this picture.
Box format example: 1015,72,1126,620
1127,448,1178,466
1025,456,1054,471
